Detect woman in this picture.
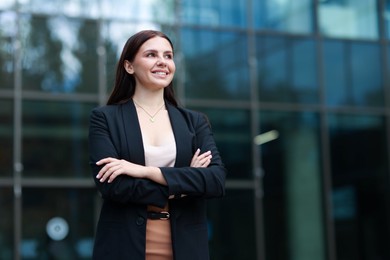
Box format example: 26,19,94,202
88,30,226,260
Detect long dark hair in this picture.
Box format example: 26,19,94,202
107,30,178,106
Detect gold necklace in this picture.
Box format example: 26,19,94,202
133,100,165,123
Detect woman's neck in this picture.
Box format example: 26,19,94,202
132,89,165,108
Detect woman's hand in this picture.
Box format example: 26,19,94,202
96,157,146,183
191,149,212,168
96,148,212,184
96,157,167,185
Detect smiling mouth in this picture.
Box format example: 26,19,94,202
153,71,169,76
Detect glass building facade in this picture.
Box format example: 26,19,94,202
1,0,390,259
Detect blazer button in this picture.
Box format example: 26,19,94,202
136,217,145,226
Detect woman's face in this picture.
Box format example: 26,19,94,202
124,36,175,91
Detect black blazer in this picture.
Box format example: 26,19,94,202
88,100,226,260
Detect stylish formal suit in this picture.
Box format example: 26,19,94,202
88,99,227,260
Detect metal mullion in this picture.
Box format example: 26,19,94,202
0,90,14,98
247,0,266,259
0,178,14,186
185,99,251,109
174,0,186,105
319,100,337,260
21,91,99,103
20,178,95,188
378,0,386,41
225,180,256,189
97,16,106,106
378,0,390,251
313,1,338,259
315,20,337,260
13,3,23,259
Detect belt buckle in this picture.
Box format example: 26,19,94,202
160,211,170,220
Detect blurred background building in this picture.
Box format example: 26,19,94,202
1,0,390,259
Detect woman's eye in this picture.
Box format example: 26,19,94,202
165,54,173,59
146,53,155,57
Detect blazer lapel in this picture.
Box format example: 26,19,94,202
166,103,195,167
121,100,145,165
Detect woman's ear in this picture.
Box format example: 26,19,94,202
124,60,134,74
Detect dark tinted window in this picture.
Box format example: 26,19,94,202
0,100,13,177
181,0,247,27
21,188,96,259
22,100,96,177
329,114,390,259
323,41,383,107
181,29,250,101
260,111,325,260
257,36,318,104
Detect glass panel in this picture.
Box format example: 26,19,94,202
19,0,175,22
20,15,99,93
0,11,16,90
189,107,252,180
386,0,390,38
22,100,96,178
387,45,390,101
291,39,318,103
0,0,14,9
103,22,140,96
260,111,325,260
350,42,382,106
19,0,100,18
318,0,378,39
181,0,247,27
21,188,97,259
257,36,318,104
253,0,314,33
0,100,13,177
101,0,175,23
322,40,347,106
328,114,390,259
208,189,255,260
323,40,383,107
181,29,250,101
0,188,13,259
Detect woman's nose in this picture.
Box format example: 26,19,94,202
156,58,166,66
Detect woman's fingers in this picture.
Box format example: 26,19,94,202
199,156,211,167
197,150,211,160
96,158,125,183
100,164,122,183
96,157,115,166
191,149,212,167
190,149,201,166
194,148,201,157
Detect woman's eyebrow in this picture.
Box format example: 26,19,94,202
143,49,173,53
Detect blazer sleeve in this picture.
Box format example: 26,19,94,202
89,108,169,208
160,111,226,199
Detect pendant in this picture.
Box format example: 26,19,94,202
149,117,155,123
